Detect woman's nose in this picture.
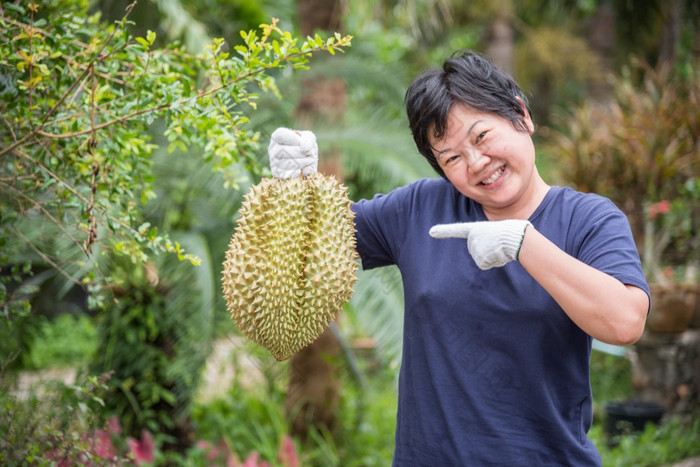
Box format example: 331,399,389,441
466,147,488,172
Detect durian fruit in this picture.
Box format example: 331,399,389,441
222,173,358,361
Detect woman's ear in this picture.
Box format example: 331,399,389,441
516,97,534,134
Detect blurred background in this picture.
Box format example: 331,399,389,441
1,0,699,465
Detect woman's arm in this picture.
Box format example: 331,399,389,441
518,225,649,345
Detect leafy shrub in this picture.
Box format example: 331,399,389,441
332,366,396,467
590,350,634,408
0,373,132,466
546,59,700,261
191,379,292,464
22,313,97,370
0,0,352,320
88,256,209,454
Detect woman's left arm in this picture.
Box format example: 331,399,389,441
518,225,649,345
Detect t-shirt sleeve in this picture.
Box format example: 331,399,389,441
569,196,650,296
351,183,418,270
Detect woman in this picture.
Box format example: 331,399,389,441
269,50,650,466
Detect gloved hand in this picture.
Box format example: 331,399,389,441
429,220,531,270
268,127,318,179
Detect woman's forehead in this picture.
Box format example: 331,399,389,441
430,105,485,144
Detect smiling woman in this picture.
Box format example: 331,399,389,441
262,50,649,466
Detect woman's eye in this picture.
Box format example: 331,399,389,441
446,155,460,164
475,131,487,143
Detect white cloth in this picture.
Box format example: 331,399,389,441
268,127,318,179
429,219,531,270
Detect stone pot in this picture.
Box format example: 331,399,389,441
646,283,696,333
604,399,665,433
603,399,665,446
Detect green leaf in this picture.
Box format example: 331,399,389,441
273,40,282,56
135,37,149,48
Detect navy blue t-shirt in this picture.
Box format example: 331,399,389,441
351,178,649,466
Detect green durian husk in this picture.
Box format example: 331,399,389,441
222,173,358,361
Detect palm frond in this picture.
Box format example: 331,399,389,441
302,53,410,105
146,134,252,232
154,0,211,52
157,231,216,420
347,266,404,367
314,117,437,195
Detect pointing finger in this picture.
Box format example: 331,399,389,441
429,223,474,239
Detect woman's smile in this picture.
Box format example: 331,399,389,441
479,164,506,187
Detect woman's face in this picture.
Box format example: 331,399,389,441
429,102,545,220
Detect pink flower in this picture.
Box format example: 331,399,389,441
93,428,116,459
278,435,299,467
241,451,262,467
44,449,72,467
648,200,670,219
197,439,235,464
127,430,155,465
106,416,122,436
663,266,674,279
208,435,297,467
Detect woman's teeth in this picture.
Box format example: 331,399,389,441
481,166,505,185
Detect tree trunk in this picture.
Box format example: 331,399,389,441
297,0,343,38
484,15,514,75
285,327,342,438
659,0,683,66
286,0,346,440
586,0,616,102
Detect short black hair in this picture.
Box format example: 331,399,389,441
404,50,533,178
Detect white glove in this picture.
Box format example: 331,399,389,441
429,220,531,270
268,127,318,179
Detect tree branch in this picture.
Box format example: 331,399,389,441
11,226,83,287
1,180,88,257
0,2,137,158
14,148,91,206
28,47,337,141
